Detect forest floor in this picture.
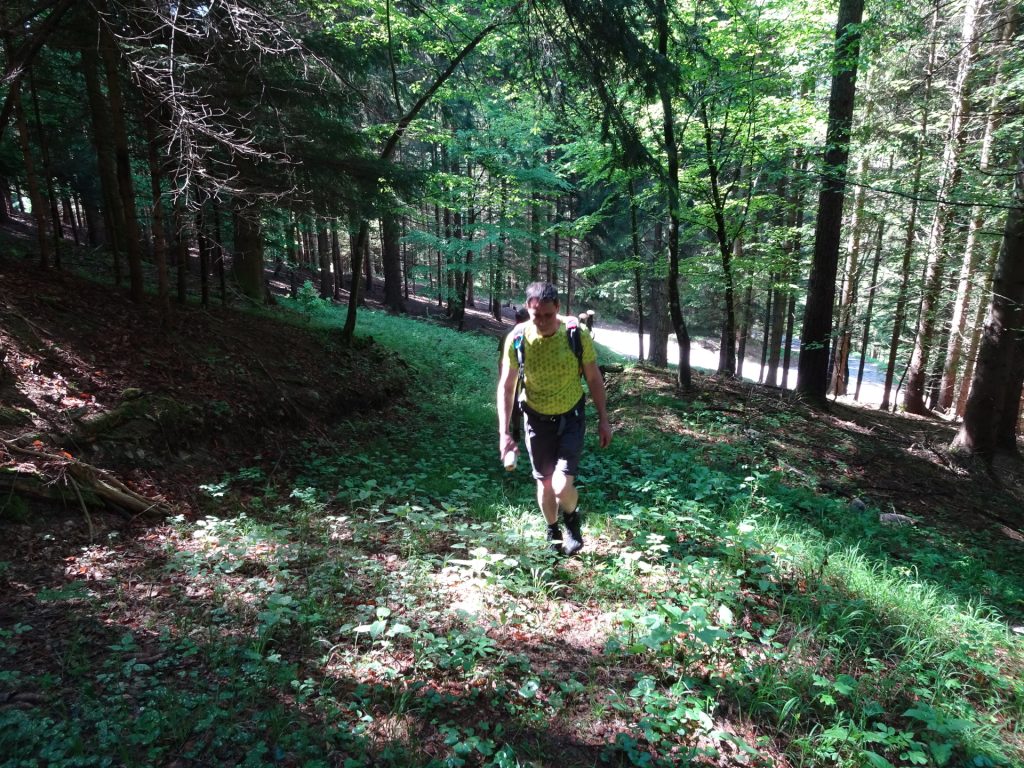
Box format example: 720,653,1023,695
2,220,1024,766
4,230,1022,536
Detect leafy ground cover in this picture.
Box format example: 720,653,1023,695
2,252,1024,766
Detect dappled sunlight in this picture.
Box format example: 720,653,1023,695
4,297,1023,767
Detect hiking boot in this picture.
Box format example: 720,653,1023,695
562,509,584,556
546,523,563,554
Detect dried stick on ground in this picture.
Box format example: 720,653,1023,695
0,438,171,516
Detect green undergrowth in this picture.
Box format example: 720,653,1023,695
2,299,1022,767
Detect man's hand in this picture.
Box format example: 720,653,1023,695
499,431,517,459
597,417,613,448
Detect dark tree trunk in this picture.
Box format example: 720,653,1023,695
759,288,773,384
196,204,212,310
656,0,690,389
647,220,670,368
0,177,10,222
10,75,51,269
796,0,865,401
232,202,266,303
767,275,787,386
318,223,332,299
881,0,939,410
957,241,1001,418
332,228,343,300
28,69,62,267
381,210,405,311
62,197,80,245
212,200,226,305
144,114,170,316
629,181,646,362
173,198,188,304
101,28,145,302
953,146,1024,457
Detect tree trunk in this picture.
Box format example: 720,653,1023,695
701,104,738,377
855,218,885,401
952,145,1024,457
491,178,507,319
144,113,170,316
938,9,1014,412
101,27,144,303
956,240,1001,418
196,204,212,309
232,202,266,302
647,220,670,368
340,15,506,343
796,0,865,402
318,223,332,299
829,107,872,397
173,198,188,304
904,0,985,414
880,0,940,409
629,181,645,362
28,69,62,266
656,0,691,389
332,228,343,300
62,197,80,245
381,209,405,311
782,150,807,391
759,288,773,384
0,177,10,222
767,273,787,386
10,74,51,269
529,190,542,282
736,279,752,379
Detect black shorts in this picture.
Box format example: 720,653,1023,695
522,398,586,481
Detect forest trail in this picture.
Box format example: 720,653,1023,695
3,254,1024,767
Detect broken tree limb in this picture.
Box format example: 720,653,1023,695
1,438,171,516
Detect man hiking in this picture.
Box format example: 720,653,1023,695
497,282,613,555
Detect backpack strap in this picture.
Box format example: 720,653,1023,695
564,316,584,376
512,323,528,386
509,324,528,442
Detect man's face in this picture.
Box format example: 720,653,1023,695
527,299,559,337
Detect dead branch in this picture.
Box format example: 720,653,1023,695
1,439,171,516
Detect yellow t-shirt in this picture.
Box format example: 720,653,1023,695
505,318,598,415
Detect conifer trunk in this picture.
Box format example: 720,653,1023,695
855,218,885,401
829,94,872,397
938,10,1014,412
10,75,51,269
952,145,1024,456
144,114,170,315
796,0,865,401
232,202,266,302
647,222,670,368
656,0,691,389
881,1,941,410
101,27,145,303
904,0,985,414
956,241,1001,417
381,210,405,311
